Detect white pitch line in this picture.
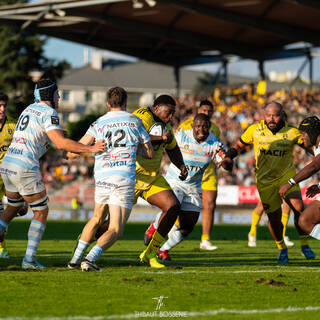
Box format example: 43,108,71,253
2,306,320,319
143,269,320,274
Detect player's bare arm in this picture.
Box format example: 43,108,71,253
149,130,173,145
67,134,96,159
47,129,105,154
166,145,188,180
218,148,233,172
138,141,154,159
279,154,320,198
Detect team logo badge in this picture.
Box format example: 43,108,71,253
51,116,59,125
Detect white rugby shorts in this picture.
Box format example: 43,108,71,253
1,168,45,196
167,179,202,212
95,180,135,210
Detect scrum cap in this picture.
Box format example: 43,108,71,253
34,79,58,105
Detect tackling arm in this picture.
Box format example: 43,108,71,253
47,130,104,154
138,141,154,159
166,145,188,180
279,154,320,198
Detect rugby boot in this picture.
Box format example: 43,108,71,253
144,222,156,246
200,240,218,251
301,245,316,260
139,249,165,268
248,233,257,247
22,257,47,270
278,248,289,264
81,259,101,272
284,236,294,247
157,249,171,261
67,261,80,269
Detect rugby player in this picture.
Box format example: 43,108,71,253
0,79,105,269
174,100,221,251
279,116,320,239
0,93,28,258
68,87,152,271
152,114,232,261
248,200,294,247
222,101,315,264
135,95,188,268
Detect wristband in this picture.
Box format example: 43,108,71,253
288,178,296,186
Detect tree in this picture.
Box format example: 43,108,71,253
0,0,70,118
67,113,102,142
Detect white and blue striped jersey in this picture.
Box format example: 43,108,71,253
86,111,150,186
165,129,224,191
1,102,61,172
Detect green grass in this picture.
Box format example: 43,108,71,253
1,221,320,320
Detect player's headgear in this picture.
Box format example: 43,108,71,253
34,79,58,106
299,116,320,146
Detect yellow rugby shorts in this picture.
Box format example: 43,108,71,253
257,168,300,214
134,174,172,204
201,162,218,191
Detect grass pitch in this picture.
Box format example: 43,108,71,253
1,221,320,320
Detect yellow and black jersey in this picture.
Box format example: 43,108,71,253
133,107,177,179
0,116,16,163
177,117,221,139
240,120,302,183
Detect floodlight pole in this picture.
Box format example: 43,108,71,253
223,59,228,84
308,53,313,89
258,60,265,80
174,64,180,97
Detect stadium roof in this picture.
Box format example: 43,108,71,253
0,0,319,68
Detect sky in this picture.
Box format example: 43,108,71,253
44,37,320,82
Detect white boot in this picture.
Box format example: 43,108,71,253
248,233,257,247
284,236,294,247
200,240,218,251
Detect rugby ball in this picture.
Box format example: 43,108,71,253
149,122,167,136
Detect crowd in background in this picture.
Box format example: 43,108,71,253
42,85,320,192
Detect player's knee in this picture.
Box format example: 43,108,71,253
180,227,193,237
91,215,105,227
203,200,215,212
29,195,48,212
7,196,25,209
108,227,122,240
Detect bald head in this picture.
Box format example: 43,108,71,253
264,101,285,133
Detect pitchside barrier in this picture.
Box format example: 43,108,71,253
10,185,317,224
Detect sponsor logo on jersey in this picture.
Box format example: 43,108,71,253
51,116,59,124
103,160,127,168
204,151,215,157
98,122,136,132
12,137,27,144
103,152,131,161
260,149,287,157
7,147,23,155
180,144,194,154
185,164,204,172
